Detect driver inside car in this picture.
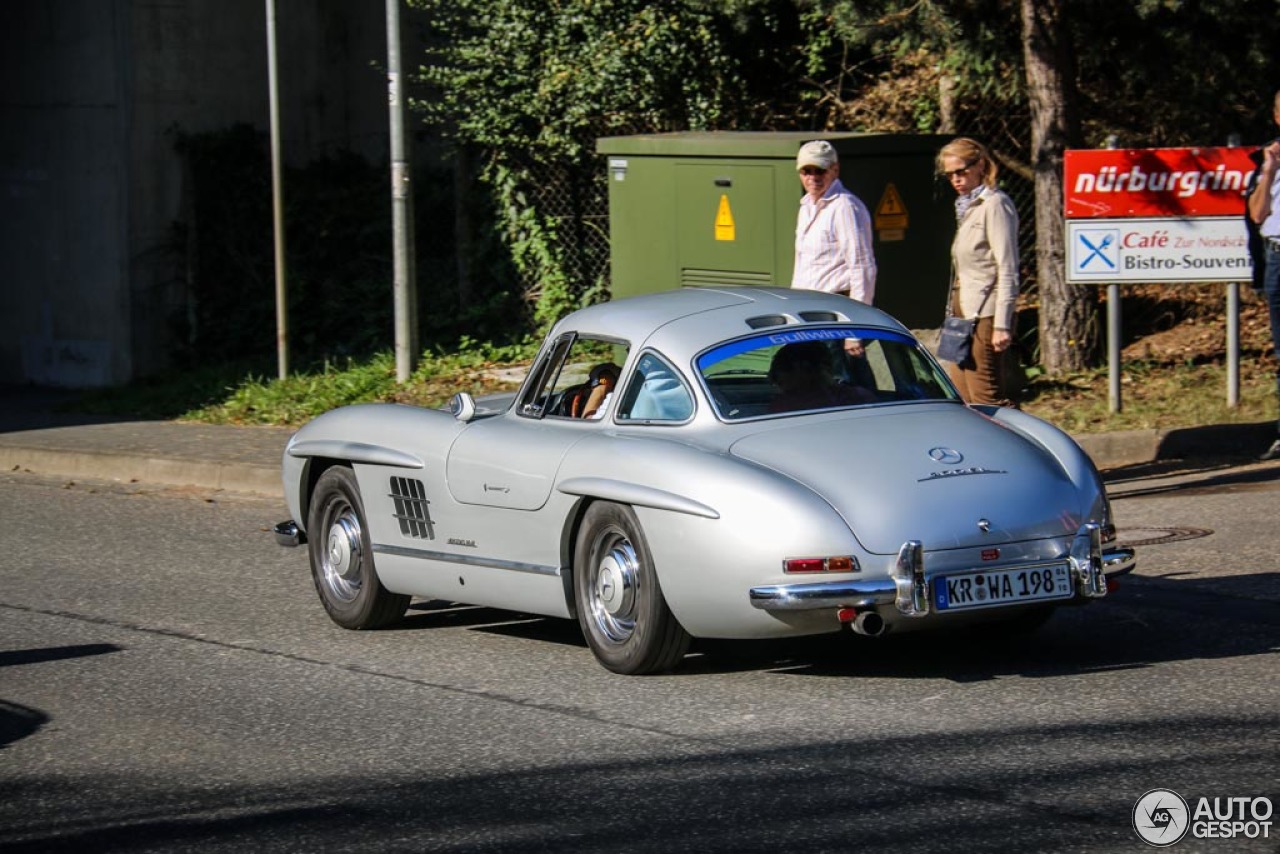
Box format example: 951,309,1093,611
768,341,875,413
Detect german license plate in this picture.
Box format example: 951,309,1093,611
934,562,1073,611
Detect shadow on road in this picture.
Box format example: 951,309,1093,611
0,710,1272,852
392,571,1278,686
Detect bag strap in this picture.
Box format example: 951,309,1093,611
943,264,958,323
945,277,994,323
944,195,997,322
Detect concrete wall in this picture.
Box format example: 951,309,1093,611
0,0,392,387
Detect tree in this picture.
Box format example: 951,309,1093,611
410,0,757,325
1021,0,1093,373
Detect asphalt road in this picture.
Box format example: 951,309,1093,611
0,465,1276,853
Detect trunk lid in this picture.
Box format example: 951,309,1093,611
728,405,1082,554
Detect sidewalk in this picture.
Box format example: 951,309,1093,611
0,387,292,498
1,385,1274,498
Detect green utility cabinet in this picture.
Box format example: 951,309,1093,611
597,131,954,329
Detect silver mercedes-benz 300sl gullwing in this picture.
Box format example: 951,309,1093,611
274,286,1134,674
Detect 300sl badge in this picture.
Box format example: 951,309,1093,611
918,466,1007,481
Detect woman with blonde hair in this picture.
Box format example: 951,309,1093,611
936,137,1020,406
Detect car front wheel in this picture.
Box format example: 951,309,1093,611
307,466,409,629
574,502,690,674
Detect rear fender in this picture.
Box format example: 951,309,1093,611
978,405,1110,521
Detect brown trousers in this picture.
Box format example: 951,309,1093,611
945,314,1014,407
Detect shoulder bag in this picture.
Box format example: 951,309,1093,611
936,280,991,365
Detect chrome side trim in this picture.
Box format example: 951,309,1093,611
372,543,560,577
556,477,720,519
749,579,897,611
273,519,305,547
287,440,424,470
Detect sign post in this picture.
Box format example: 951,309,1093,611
1064,146,1256,411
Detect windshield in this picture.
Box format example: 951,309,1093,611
696,327,959,421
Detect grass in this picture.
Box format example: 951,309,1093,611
74,340,1278,436
75,338,539,426
1021,356,1277,434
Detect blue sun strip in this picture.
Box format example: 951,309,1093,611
697,328,914,370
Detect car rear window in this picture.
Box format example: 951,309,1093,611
696,327,959,421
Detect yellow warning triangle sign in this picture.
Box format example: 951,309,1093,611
875,183,909,230
715,194,736,241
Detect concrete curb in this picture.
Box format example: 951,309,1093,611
0,445,284,497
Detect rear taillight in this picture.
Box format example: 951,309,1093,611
783,556,859,573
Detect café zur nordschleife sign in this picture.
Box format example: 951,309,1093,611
1064,146,1256,284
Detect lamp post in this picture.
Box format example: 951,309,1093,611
386,0,418,382
265,0,288,379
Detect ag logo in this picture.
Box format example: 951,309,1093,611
1132,788,1190,846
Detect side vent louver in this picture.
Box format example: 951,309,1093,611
389,476,435,540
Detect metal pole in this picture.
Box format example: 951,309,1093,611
1108,283,1122,412
1227,281,1240,407
1104,136,1121,412
1226,134,1242,408
386,0,418,382
266,0,288,379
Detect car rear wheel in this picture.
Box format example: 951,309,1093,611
574,502,690,674
307,466,409,629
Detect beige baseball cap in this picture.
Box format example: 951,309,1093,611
796,140,838,172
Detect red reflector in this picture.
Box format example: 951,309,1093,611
1107,578,1120,593
785,558,825,573
836,607,857,623
981,549,1000,561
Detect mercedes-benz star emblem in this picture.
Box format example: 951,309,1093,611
928,447,964,464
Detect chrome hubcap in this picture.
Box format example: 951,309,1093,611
589,534,639,643
322,507,363,603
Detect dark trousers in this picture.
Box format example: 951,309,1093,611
1263,247,1280,405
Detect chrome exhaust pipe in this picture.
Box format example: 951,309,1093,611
851,610,886,636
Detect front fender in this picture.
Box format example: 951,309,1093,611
281,403,464,534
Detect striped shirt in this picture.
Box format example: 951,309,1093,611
791,179,877,304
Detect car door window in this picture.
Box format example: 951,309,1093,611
616,352,694,423
519,334,628,420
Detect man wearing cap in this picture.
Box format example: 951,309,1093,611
792,140,877,311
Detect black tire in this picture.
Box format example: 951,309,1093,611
306,466,409,629
573,502,691,674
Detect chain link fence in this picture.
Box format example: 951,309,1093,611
516,97,1257,365
517,104,1037,315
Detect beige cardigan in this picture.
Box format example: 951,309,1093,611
951,186,1020,331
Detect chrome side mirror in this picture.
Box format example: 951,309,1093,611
448,392,477,422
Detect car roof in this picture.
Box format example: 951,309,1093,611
551,287,912,361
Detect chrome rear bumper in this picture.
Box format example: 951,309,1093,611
749,523,1136,615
